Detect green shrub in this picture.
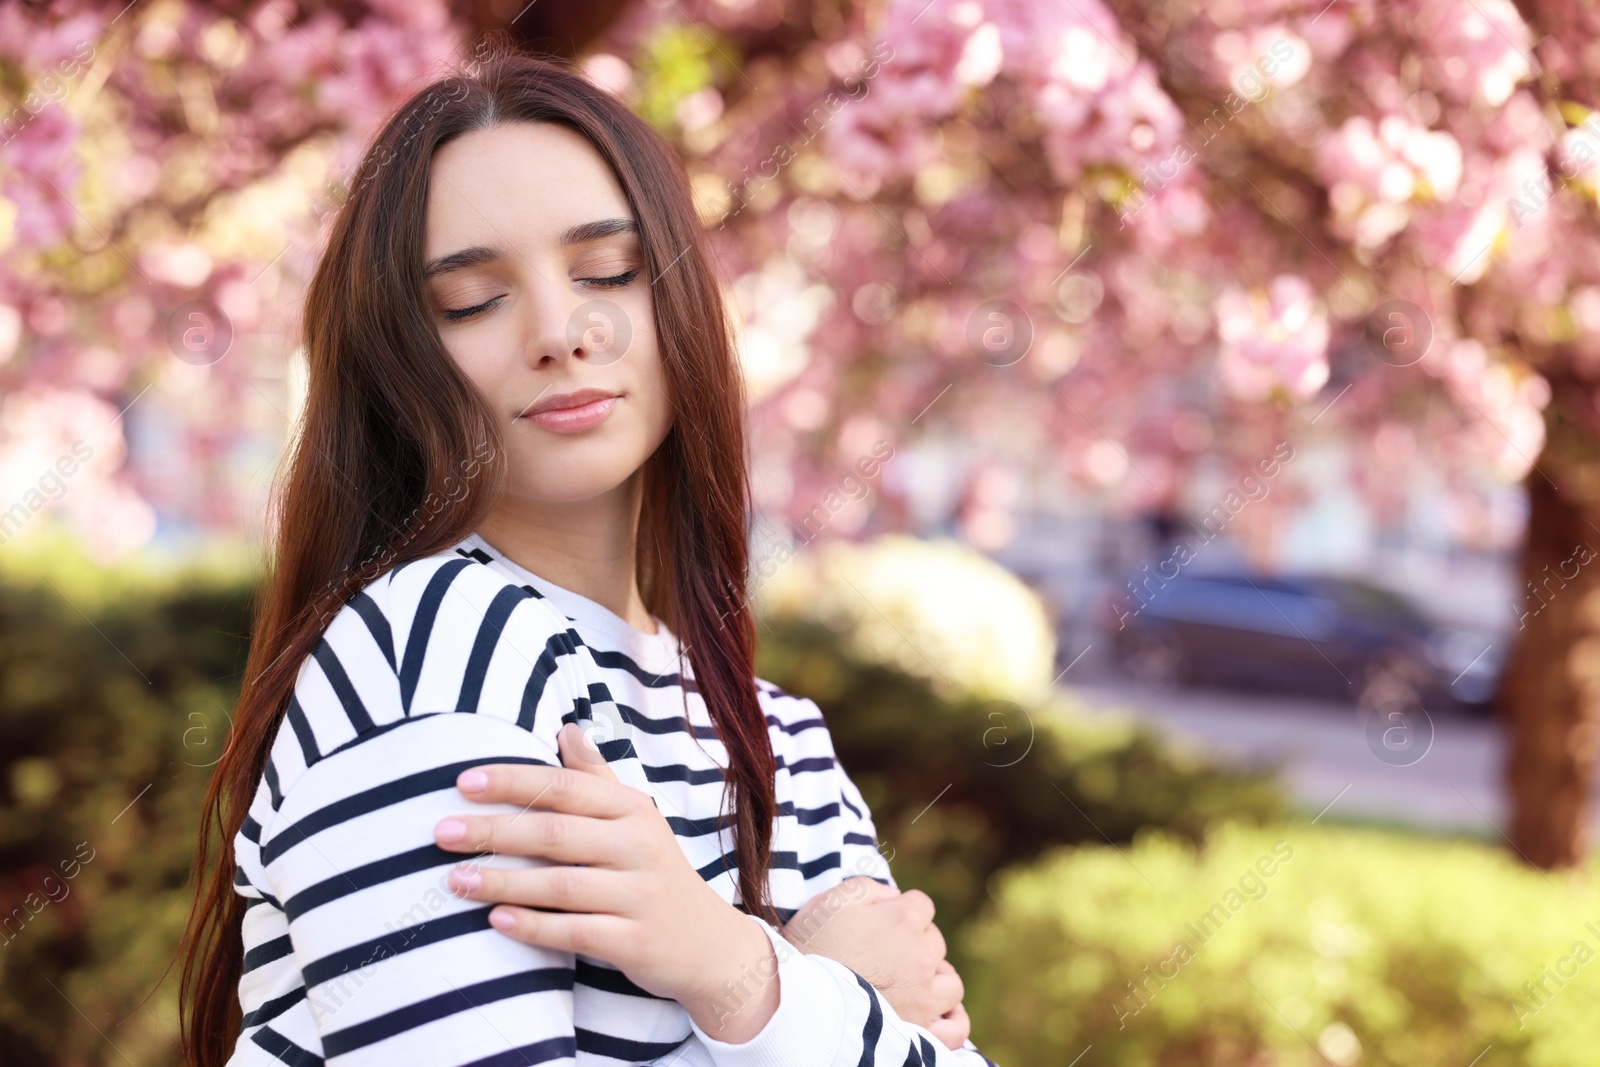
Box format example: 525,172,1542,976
755,615,1286,942
754,534,1061,704
961,821,1600,1066
0,535,253,1066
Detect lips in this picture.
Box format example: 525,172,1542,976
519,387,622,434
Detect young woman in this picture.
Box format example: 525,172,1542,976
177,48,998,1067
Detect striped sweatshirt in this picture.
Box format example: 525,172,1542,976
225,531,999,1066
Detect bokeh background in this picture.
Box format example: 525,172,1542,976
5,0,1600,1063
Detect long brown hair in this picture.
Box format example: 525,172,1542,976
176,44,779,1066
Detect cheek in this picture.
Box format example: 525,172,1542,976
638,347,674,443
441,333,508,406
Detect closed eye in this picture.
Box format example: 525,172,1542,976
584,269,639,289
442,296,503,322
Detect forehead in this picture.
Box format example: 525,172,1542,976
423,121,633,254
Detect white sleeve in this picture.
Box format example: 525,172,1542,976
685,694,1000,1066
251,560,594,1066
833,748,898,889
685,914,1000,1066
762,687,896,895
259,712,579,1067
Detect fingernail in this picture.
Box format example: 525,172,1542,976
449,866,481,893
488,908,515,930
458,770,488,792
436,818,467,842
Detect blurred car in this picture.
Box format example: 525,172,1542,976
1099,568,1502,712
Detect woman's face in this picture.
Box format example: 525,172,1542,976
423,121,673,506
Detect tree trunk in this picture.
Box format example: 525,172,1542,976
1502,465,1600,866
463,0,637,57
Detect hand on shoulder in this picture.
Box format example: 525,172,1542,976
432,723,782,1044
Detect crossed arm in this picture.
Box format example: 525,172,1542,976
434,723,982,1059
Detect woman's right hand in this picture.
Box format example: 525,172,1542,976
435,724,783,1043
779,877,969,1047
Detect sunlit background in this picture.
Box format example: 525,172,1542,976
4,0,1600,1063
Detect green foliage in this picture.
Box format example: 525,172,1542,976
961,821,1600,1067
754,615,1286,942
633,23,737,132
0,535,254,1066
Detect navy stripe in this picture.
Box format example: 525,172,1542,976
588,646,698,692
845,831,878,847
243,933,293,973
264,758,284,810
284,844,457,920
240,984,304,1029
348,589,397,671
800,852,841,879
303,909,493,988
458,584,532,712
250,1025,323,1067
240,814,263,844
577,1028,688,1060
596,736,640,762
399,558,475,713
455,544,546,601
665,812,727,837
319,710,450,760
784,755,836,775
284,695,320,766
695,849,801,883
320,967,572,1057
609,702,718,740
234,870,285,912
312,636,374,733
768,713,827,735
575,960,670,1000
459,1037,576,1067
645,762,726,786
261,753,548,866
517,630,581,730
795,802,840,825
854,972,884,1065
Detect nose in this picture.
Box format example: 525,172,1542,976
521,266,584,367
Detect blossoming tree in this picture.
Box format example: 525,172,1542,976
4,0,1599,864
608,0,1597,866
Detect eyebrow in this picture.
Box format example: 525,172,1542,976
423,217,639,278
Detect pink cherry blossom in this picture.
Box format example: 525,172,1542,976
1215,275,1331,402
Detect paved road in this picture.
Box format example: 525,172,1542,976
1062,677,1600,837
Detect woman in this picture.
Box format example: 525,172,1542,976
177,47,997,1066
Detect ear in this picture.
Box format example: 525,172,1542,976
556,721,622,781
